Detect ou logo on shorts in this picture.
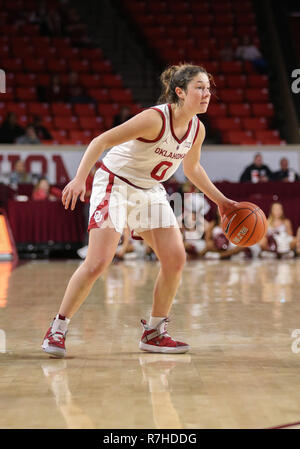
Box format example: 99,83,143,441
94,211,103,223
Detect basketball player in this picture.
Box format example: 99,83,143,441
42,63,237,358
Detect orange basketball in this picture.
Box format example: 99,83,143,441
221,201,267,247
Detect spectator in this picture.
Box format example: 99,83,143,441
220,42,235,61
38,74,66,103
273,157,299,182
30,116,52,141
65,71,93,104
16,125,41,145
239,153,273,183
32,177,61,201
201,210,250,260
182,211,207,260
0,112,24,143
260,202,296,258
113,106,133,127
235,35,268,73
9,159,33,187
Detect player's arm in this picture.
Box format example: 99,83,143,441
183,120,237,218
62,109,163,210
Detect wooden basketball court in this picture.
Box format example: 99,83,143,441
1,257,300,429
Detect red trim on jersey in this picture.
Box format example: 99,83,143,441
88,172,115,231
168,103,192,144
137,107,166,143
192,118,200,145
99,162,148,190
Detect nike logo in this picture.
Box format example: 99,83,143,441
225,214,237,234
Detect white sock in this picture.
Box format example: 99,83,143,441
52,314,70,333
149,316,166,328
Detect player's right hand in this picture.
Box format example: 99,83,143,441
62,178,86,211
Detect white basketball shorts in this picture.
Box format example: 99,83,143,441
88,164,179,236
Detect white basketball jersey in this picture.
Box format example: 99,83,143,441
102,103,200,189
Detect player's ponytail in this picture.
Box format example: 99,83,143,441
157,63,214,105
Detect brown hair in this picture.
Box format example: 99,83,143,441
157,63,215,105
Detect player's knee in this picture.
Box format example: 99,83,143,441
83,257,111,279
161,248,186,273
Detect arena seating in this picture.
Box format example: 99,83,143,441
122,0,285,145
0,0,142,144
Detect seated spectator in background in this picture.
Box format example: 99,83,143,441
65,71,94,104
273,157,299,182
235,35,268,73
113,106,133,127
9,159,33,187
32,177,61,201
38,74,66,103
220,42,235,61
30,116,52,141
201,210,251,260
0,112,24,143
240,152,273,183
16,125,41,145
260,202,296,258
182,211,208,260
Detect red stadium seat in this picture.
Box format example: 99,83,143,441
226,75,248,88
15,74,37,87
5,102,27,115
54,116,79,130
16,87,37,101
73,104,96,117
87,89,110,102
242,117,268,130
56,47,80,59
98,104,120,117
101,74,123,88
248,75,269,88
220,61,243,74
78,116,104,132
91,60,112,73
254,130,280,140
228,103,251,117
2,58,23,72
213,117,242,131
245,88,269,102
24,58,45,72
206,103,228,117
27,102,50,116
68,59,90,73
51,103,73,117
47,59,68,73
80,74,102,89
109,88,134,104
219,88,244,102
213,75,226,89
222,130,254,144
251,103,274,118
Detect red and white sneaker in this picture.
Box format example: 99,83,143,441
139,318,190,354
41,316,69,358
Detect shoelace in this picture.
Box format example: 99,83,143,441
50,331,65,342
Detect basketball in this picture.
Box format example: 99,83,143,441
221,201,267,247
